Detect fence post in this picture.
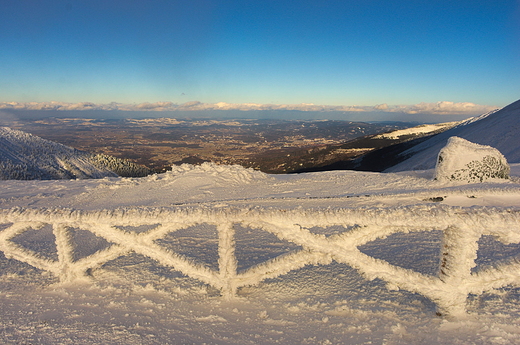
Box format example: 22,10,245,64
437,225,481,316
217,222,238,298
53,223,77,283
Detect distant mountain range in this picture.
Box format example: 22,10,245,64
0,127,151,180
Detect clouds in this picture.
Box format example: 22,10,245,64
134,102,175,110
0,101,111,111
0,100,498,116
393,101,497,115
374,104,389,110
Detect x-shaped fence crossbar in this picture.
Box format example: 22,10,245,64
0,205,519,316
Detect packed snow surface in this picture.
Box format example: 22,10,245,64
1,162,520,344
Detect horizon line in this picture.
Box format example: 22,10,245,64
0,100,500,116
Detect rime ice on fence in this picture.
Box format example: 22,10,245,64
0,205,520,317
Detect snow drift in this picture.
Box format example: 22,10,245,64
165,162,271,185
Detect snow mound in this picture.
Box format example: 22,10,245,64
161,162,271,185
434,137,510,183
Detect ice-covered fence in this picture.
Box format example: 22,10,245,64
1,205,520,316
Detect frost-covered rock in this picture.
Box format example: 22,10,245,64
434,137,510,182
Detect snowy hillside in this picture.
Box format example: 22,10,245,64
386,99,520,172
0,127,151,179
373,121,460,140
1,162,520,344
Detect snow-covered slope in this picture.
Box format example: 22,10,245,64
386,99,520,172
0,163,520,344
0,127,150,179
373,121,460,140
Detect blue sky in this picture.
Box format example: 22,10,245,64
1,0,519,117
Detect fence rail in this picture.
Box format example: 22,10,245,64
1,205,520,316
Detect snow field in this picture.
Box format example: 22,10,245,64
1,161,520,343
1,205,520,317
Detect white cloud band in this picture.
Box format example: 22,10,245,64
0,100,497,115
